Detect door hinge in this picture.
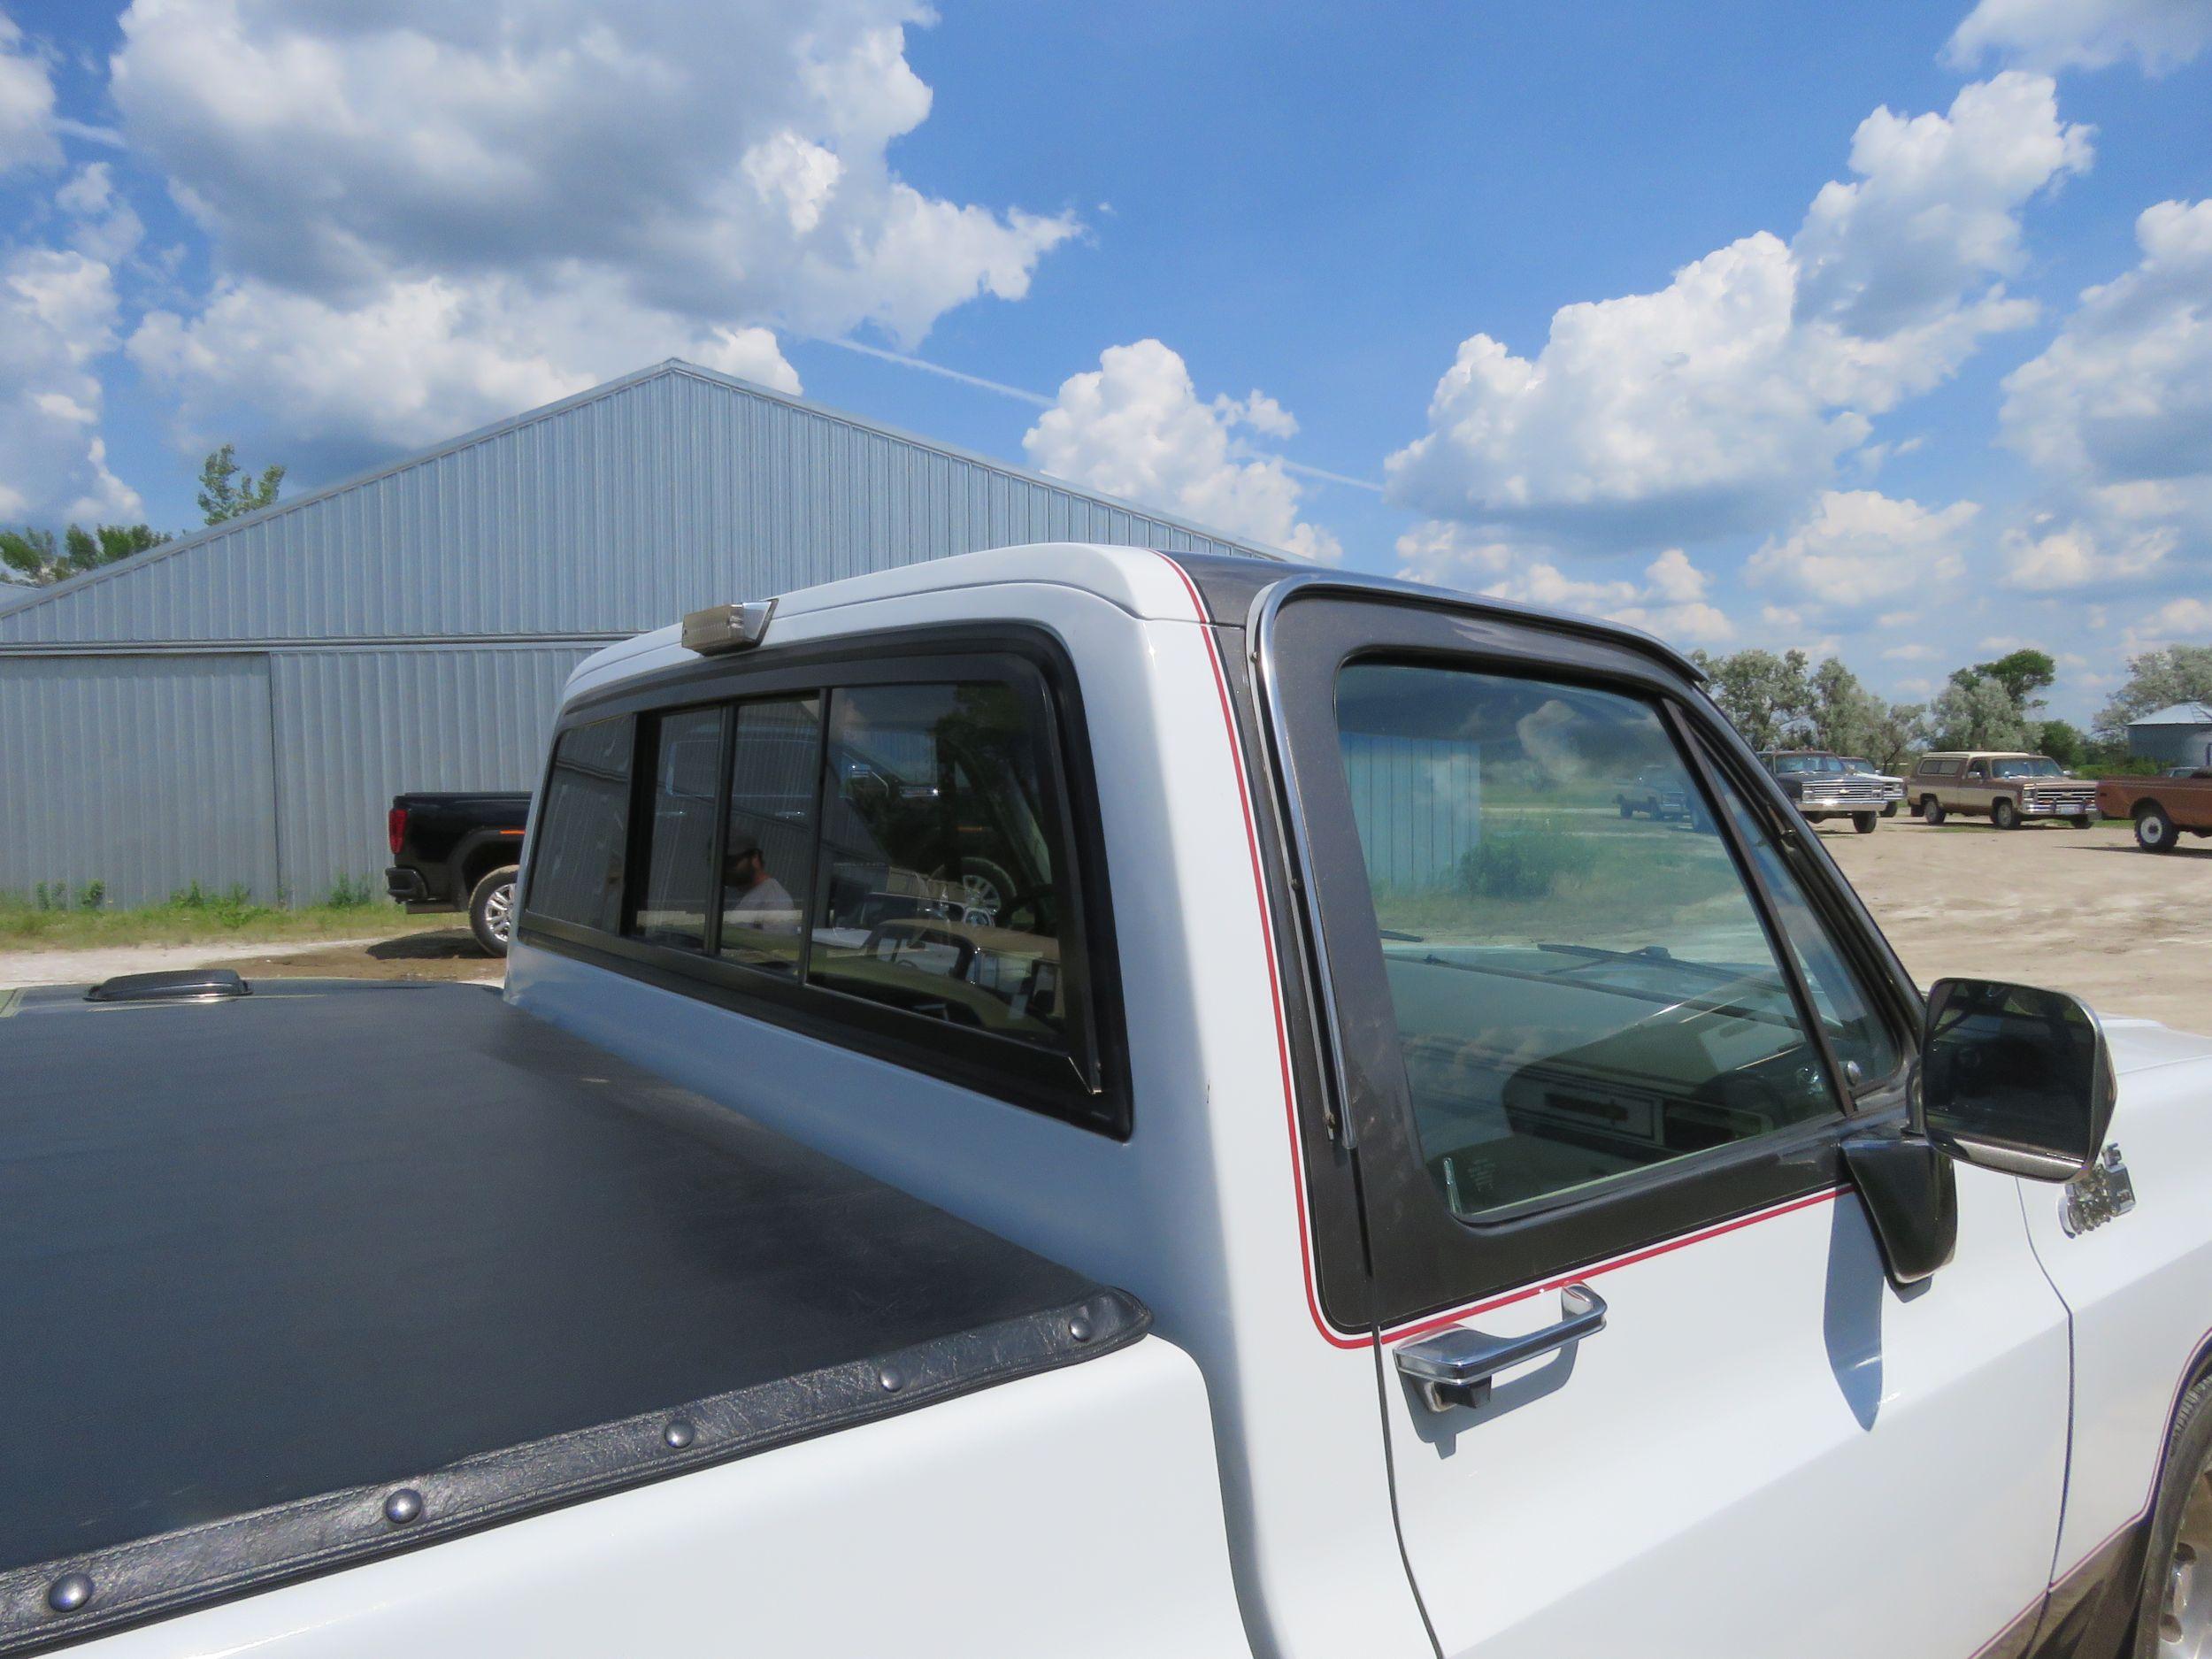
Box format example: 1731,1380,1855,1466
2061,1143,2137,1237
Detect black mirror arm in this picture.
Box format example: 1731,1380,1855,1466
1842,1128,1959,1288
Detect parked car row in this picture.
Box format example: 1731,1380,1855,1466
1736,742,2212,855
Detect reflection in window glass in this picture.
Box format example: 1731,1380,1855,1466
527,717,633,932
630,707,725,950
720,697,821,976
808,682,1066,1051
1709,764,1901,1091
1335,663,1840,1219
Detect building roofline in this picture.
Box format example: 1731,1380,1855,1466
0,357,1277,626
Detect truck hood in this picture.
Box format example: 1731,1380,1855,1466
2101,1015,2212,1078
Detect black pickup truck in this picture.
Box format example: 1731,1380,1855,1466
384,791,531,954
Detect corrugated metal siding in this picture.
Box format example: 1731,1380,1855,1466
0,365,1260,649
1342,733,1484,892
0,360,1273,910
270,647,590,902
0,655,278,905
2128,724,2212,768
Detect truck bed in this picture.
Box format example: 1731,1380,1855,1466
0,979,1143,1651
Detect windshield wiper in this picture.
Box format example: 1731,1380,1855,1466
1533,941,1747,984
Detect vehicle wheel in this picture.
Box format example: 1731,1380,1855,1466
1618,798,1634,818
1922,797,1947,826
1882,801,1899,818
2138,805,2180,854
2068,814,2095,828
1993,799,2020,831
2130,1373,2212,1656
1853,812,1878,834
952,856,1018,925
468,864,519,956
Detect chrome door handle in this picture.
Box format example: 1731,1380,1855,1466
1394,1284,1608,1412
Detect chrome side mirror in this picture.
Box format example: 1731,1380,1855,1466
1922,978,2116,1182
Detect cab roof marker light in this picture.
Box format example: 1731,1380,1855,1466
681,599,776,656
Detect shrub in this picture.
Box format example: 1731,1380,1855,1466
1457,823,1596,901
325,873,378,909
78,880,104,911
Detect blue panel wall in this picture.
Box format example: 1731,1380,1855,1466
0,654,279,905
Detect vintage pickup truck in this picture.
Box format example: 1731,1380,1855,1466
2098,771,2212,853
10,543,2212,1659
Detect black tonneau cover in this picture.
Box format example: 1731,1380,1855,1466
0,980,1143,1652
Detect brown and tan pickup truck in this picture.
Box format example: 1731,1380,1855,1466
2097,770,2212,852
1907,751,2099,829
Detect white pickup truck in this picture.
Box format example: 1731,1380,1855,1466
9,543,2212,1659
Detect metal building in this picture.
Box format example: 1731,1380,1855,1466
0,359,1271,907
2127,702,2212,770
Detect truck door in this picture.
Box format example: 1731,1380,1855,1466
1258,591,2071,1659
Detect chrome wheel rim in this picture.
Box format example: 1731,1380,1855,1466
484,883,514,944
2161,1458,2212,1652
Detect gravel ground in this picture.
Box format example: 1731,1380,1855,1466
3,816,2202,1034
1817,814,2212,1037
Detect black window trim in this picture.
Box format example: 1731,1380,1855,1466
1253,582,1921,1325
518,624,1130,1139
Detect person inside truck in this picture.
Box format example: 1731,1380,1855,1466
724,839,799,931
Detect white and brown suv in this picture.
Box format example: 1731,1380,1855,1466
1908,751,2097,829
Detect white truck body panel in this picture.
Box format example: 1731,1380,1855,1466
76,1340,1248,1659
514,560,1436,1657
1385,1169,2070,1657
2022,1020,2212,1578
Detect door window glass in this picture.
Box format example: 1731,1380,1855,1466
720,696,821,976
809,682,1067,1051
628,707,725,950
1708,762,1902,1091
1335,662,1841,1220
527,716,633,932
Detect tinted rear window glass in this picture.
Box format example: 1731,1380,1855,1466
809,682,1067,1053
629,707,726,951
528,717,633,931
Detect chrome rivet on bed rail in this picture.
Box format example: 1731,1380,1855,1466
45,1572,93,1614
383,1487,424,1525
1068,1316,1093,1343
878,1365,903,1394
663,1417,695,1449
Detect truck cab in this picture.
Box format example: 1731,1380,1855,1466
12,544,2212,1659
1910,750,2099,829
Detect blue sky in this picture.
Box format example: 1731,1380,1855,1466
2,0,2208,721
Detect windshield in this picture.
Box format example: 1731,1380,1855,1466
1336,664,1847,1219
1991,757,2063,779
1772,754,1847,774
1839,757,1877,772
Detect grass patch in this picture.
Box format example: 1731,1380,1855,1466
0,880,450,951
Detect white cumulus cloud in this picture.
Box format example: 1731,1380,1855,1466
0,246,142,523
1443,546,1736,647
1747,488,1980,612
1022,339,1342,562
1997,198,2212,588
1385,74,2087,554
1947,0,2212,74
0,9,58,175
111,0,1078,449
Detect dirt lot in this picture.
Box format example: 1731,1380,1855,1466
4,818,2204,1035
1819,814,2212,1037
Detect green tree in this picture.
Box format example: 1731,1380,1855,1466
2038,718,2087,767
1928,673,2037,752
1690,647,1815,750
196,442,285,525
2093,645,2212,741
1950,648,2056,711
1,522,170,586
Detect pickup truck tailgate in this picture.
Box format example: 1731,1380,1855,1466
0,981,1148,1650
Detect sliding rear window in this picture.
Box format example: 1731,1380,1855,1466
520,646,1120,1133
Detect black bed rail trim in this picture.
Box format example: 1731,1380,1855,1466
0,1288,1148,1655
